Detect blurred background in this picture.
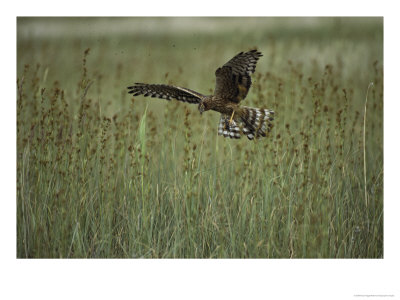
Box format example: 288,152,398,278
17,17,382,103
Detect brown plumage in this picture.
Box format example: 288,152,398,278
127,49,274,140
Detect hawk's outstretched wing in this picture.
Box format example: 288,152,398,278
128,83,204,104
214,50,263,103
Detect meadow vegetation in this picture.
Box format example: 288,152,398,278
17,17,383,258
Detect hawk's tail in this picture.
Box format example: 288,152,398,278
218,107,274,140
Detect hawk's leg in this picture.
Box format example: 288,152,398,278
223,117,229,130
229,111,235,125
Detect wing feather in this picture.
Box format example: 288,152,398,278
127,83,204,104
214,50,263,103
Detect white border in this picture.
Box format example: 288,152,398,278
2,1,399,299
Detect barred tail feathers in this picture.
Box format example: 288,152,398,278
240,106,274,140
217,107,274,140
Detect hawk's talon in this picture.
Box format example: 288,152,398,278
223,119,229,130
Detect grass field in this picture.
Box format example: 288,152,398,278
17,17,383,258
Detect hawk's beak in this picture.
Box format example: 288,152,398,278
199,103,205,115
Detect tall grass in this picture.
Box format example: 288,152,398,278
17,18,383,258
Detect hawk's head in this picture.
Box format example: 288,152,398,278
198,99,210,115
198,102,206,114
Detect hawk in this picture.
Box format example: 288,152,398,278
127,50,274,140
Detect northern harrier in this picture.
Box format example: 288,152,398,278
127,50,274,140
